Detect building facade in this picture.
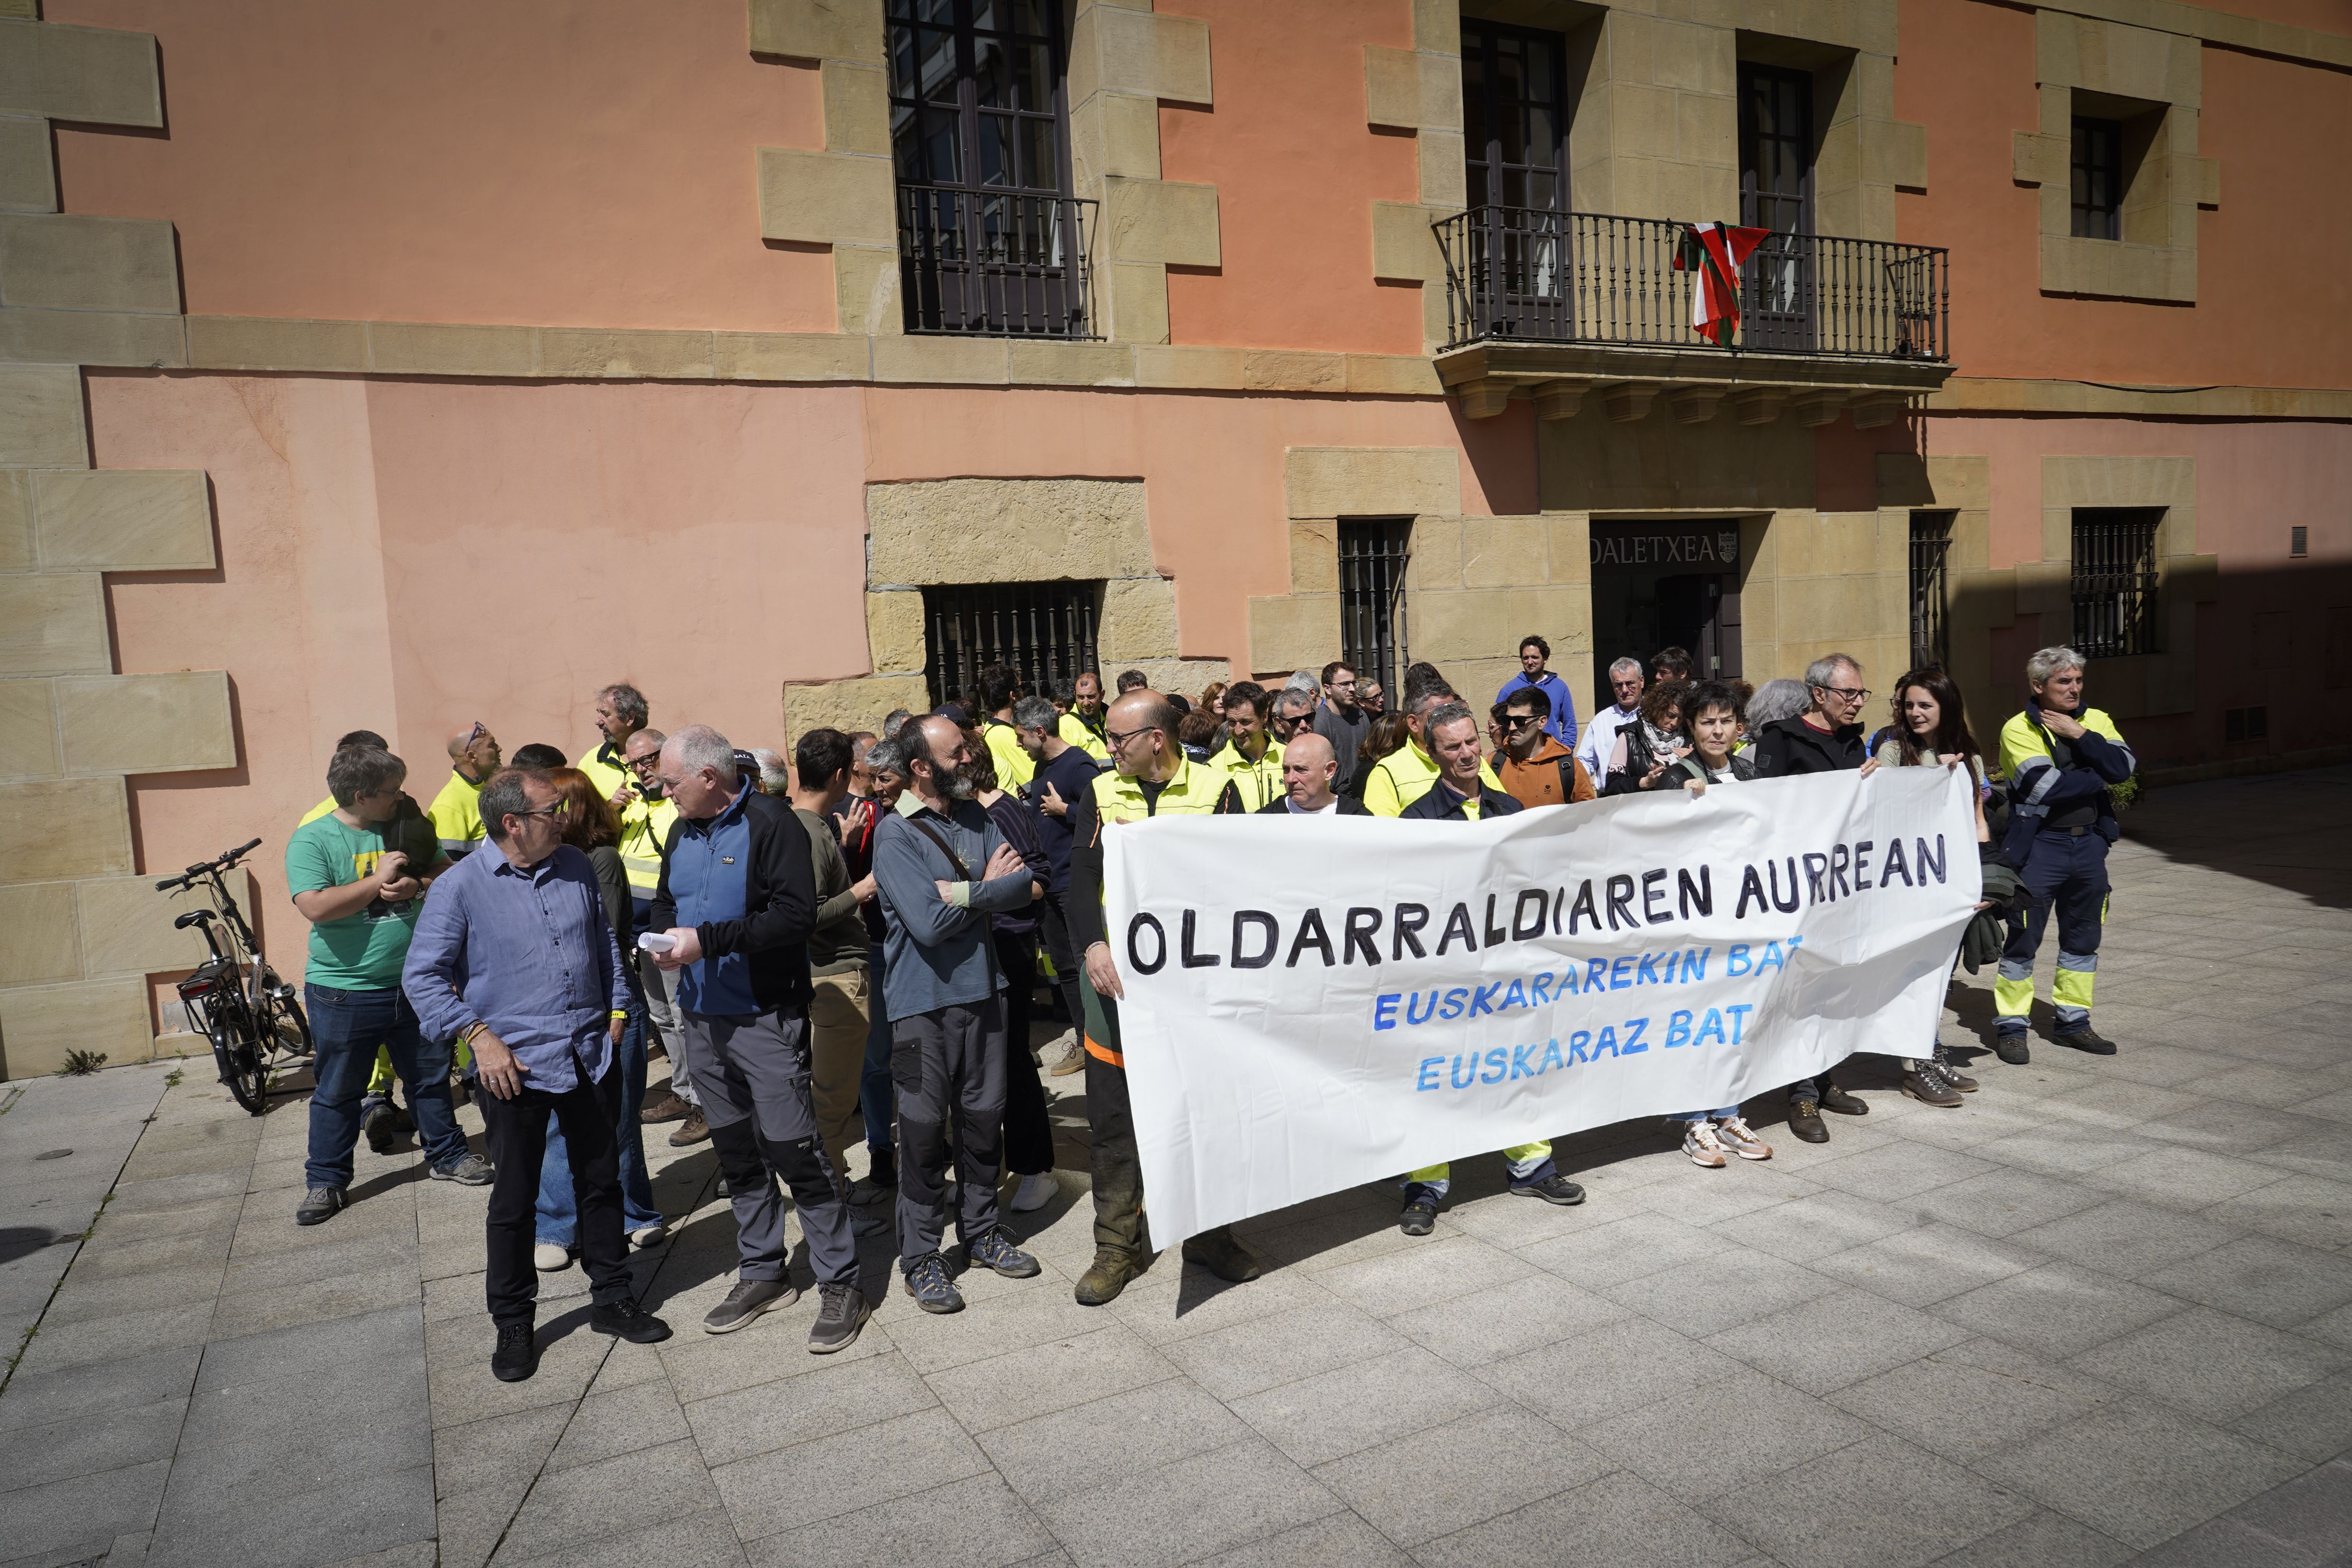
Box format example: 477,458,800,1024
0,0,2345,1076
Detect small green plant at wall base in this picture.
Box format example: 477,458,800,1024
164,1066,186,1089
55,1050,109,1077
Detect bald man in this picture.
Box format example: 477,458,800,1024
1064,690,1265,1304
1255,731,1370,816
428,722,502,861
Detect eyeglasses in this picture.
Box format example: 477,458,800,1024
1816,686,1871,703
627,753,660,773
1105,726,1155,748
463,721,489,750
1503,713,1542,729
512,799,569,821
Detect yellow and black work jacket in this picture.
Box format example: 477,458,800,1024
983,718,1036,789
617,794,679,903
575,738,633,808
1205,736,1285,812
1998,705,2134,857
1058,708,1111,763
1065,757,1233,954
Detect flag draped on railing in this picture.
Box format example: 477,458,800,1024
1674,221,1773,345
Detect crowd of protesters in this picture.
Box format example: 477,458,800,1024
280,632,2131,1379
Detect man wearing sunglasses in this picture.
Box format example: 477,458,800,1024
1493,688,1597,808
430,720,503,861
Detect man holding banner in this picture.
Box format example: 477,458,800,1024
1067,691,1266,1305
1392,704,1588,1234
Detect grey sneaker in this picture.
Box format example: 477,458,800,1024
430,1152,494,1185
809,1281,871,1354
703,1276,796,1334
294,1184,346,1226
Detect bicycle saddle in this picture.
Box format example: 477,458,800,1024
173,909,216,929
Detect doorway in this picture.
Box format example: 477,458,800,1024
1588,521,1744,711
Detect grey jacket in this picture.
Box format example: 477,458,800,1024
872,794,1035,1023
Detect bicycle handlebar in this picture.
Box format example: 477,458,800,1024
155,837,266,892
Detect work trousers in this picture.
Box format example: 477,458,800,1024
1037,894,1086,1031
807,966,871,1188
684,1009,856,1287
1998,829,2111,1034
892,998,1009,1269
992,931,1055,1178
1078,967,1244,1260
477,1062,632,1328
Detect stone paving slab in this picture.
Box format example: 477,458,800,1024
8,769,2352,1566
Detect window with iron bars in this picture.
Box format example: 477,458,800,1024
1909,511,1954,671
1338,519,1413,698
2071,509,2162,659
920,581,1101,714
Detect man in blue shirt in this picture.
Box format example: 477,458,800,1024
873,715,1043,1314
1494,634,1578,750
1013,694,1098,1074
404,767,670,1383
647,725,868,1354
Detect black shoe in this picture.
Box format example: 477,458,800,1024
1789,1099,1829,1144
1399,1185,1439,1237
294,1185,347,1226
809,1281,871,1354
2054,1025,2117,1055
1994,1035,2031,1065
1509,1173,1587,1206
591,1298,673,1345
1820,1084,1870,1116
1180,1229,1266,1283
362,1102,398,1155
702,1277,795,1334
1900,1064,1964,1108
1934,1045,1979,1093
491,1321,536,1382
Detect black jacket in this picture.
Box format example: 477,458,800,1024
1254,795,1373,816
648,788,817,1016
1753,716,1866,777
1399,780,1526,821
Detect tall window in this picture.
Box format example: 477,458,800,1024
1909,511,1954,670
1738,63,1815,351
1338,520,1412,699
889,1,1091,337
920,580,1099,712
2070,116,2124,240
2071,509,2162,659
1460,22,1566,214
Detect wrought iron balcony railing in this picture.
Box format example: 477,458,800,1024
1434,206,1949,363
898,184,1100,340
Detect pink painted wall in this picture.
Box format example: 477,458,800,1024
1895,0,2352,390
1156,0,1427,354
48,0,835,332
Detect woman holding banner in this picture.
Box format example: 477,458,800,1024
1877,668,1994,1108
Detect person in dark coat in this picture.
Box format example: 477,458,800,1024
1254,732,1373,816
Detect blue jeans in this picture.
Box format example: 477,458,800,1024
305,984,465,1189
1680,1106,1741,1123
536,1005,663,1244
860,943,894,1172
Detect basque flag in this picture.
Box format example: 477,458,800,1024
1674,222,1771,346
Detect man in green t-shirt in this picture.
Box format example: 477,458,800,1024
287,747,491,1226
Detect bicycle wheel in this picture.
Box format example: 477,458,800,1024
212,1010,271,1115
265,990,314,1058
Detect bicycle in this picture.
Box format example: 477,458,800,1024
157,838,312,1114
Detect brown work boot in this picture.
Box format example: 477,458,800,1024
1075,1245,1144,1306
640,1091,691,1124
667,1110,710,1147
1180,1228,1265,1284
1788,1098,1829,1144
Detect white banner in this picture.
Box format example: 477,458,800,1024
1104,766,1980,1243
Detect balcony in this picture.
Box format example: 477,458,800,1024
898,185,1100,340
1432,207,1953,428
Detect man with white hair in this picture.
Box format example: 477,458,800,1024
1994,647,2135,1063
1575,658,1646,789
648,724,869,1352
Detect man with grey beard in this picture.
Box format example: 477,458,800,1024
871,716,1043,1314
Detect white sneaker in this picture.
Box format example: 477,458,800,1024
629,1223,670,1249
1010,1172,1057,1212
1681,1121,1728,1169
1715,1117,1773,1161
533,1242,573,1272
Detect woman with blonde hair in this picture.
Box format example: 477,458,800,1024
531,768,667,1271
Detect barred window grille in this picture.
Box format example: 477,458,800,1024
920,581,1101,713
2072,509,2162,659
1338,519,1413,698
1909,511,1953,670
2071,116,2124,240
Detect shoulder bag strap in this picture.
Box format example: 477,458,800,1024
905,814,974,881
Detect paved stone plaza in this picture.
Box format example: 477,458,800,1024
5,769,2352,1568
